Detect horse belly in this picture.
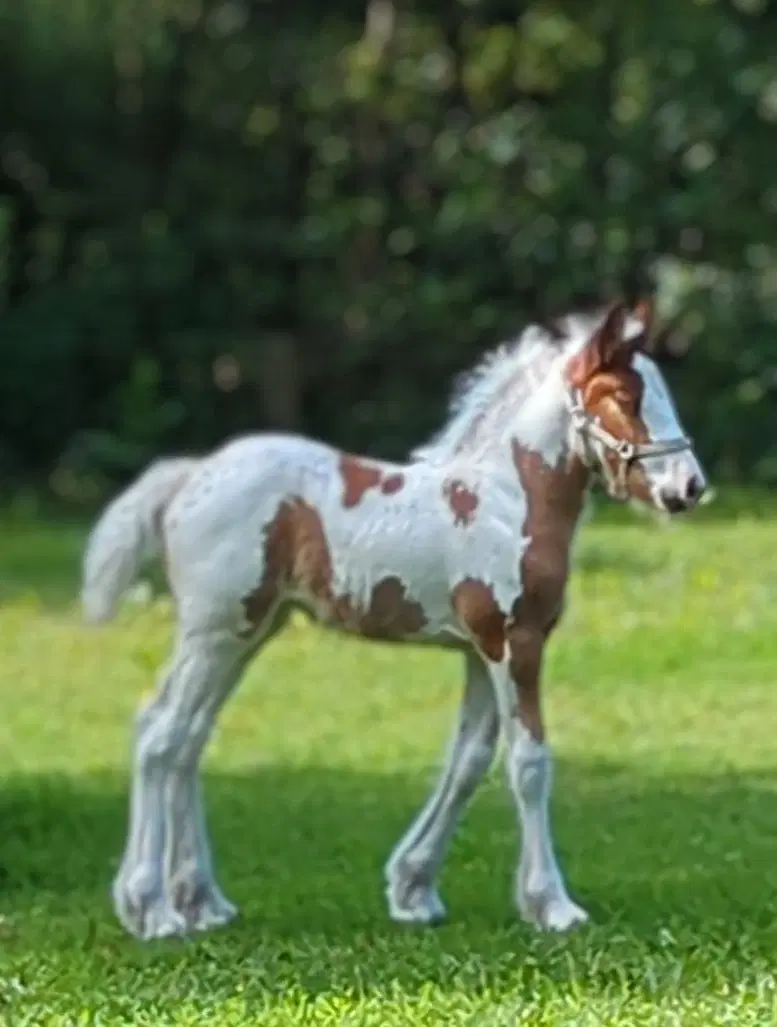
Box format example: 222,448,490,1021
320,492,458,644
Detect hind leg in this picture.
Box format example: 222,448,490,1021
113,628,248,940
160,633,256,935
164,771,238,934
385,650,499,924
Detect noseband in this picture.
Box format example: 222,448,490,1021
567,389,692,499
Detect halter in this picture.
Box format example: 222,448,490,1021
566,389,692,499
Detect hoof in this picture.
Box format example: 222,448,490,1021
113,867,238,940
386,865,447,926
520,892,590,933
178,888,238,934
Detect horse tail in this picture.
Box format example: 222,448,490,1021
81,457,197,624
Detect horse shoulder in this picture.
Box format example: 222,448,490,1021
444,472,529,658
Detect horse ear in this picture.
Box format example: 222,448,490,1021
598,302,629,361
631,297,654,337
623,297,654,351
566,302,628,387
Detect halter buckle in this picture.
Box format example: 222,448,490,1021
615,440,637,463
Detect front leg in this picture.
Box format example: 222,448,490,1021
490,626,589,932
385,650,499,925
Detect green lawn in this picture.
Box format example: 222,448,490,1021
3,497,777,1025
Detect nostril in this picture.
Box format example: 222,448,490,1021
660,488,687,514
686,475,703,501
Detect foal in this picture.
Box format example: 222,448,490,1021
83,299,707,940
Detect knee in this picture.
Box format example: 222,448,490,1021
135,702,208,769
509,735,552,805
136,708,185,765
468,718,500,776
454,718,499,800
456,742,494,796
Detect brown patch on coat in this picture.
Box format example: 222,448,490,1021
452,578,506,662
381,472,405,496
339,454,405,507
565,301,654,502
502,443,591,742
578,367,653,503
504,622,546,742
242,498,333,632
332,576,427,640
355,577,427,638
443,479,479,526
451,449,590,735
339,456,383,508
242,498,426,640
511,442,589,635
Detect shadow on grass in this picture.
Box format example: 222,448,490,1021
2,759,777,957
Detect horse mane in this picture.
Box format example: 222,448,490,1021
411,294,653,466
411,307,602,465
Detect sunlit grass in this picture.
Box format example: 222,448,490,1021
2,496,777,1025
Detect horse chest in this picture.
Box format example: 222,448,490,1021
516,527,572,632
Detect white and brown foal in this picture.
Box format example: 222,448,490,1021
83,299,707,940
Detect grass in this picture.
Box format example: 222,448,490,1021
3,495,777,1024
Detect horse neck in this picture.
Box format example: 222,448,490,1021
436,342,591,532
505,362,570,463
502,367,591,536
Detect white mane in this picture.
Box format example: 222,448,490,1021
412,307,648,465
411,312,586,464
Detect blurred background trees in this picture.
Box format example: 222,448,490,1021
1,0,776,502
